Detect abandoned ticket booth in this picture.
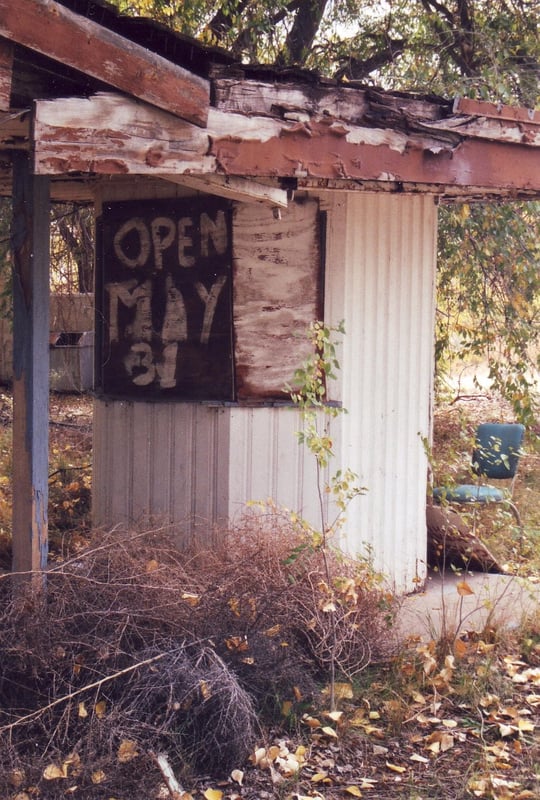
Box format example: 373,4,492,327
1,0,539,593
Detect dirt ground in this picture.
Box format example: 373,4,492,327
0,389,538,800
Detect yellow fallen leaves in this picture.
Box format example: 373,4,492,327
480,694,536,739
43,753,81,781
43,764,68,781
250,741,307,779
468,774,537,799
311,771,330,783
91,770,106,784
456,579,475,596
117,739,138,763
94,700,107,719
181,591,200,606
203,790,223,800
224,635,248,652
424,730,455,754
230,769,244,785
386,761,407,774
321,681,354,701
321,725,338,739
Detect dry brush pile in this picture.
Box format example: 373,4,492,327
0,516,397,798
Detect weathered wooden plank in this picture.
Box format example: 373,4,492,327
212,78,446,124
0,38,13,110
419,115,540,147
34,93,213,175
33,93,540,194
160,173,288,208
32,93,433,175
208,111,540,192
296,176,540,201
233,198,322,399
10,150,50,582
0,0,209,126
453,96,540,125
213,78,370,123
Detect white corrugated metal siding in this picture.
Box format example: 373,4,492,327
92,189,437,593
324,192,437,591
93,400,335,542
93,400,231,547
227,406,337,525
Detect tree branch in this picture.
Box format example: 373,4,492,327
0,651,168,733
276,0,330,65
334,38,407,81
204,0,252,43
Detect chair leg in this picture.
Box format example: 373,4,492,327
504,501,525,550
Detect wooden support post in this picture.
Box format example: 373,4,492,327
11,150,50,582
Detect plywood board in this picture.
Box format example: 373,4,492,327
233,198,323,399
96,196,234,401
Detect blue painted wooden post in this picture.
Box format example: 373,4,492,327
11,150,50,582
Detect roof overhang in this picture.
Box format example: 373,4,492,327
0,0,538,203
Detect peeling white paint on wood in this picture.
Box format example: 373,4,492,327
233,198,322,398
161,173,288,207
0,0,209,125
34,94,214,175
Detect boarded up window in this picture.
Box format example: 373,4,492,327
233,198,323,399
96,198,234,400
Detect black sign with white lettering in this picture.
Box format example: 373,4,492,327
96,198,234,400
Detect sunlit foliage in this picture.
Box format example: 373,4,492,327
437,201,540,424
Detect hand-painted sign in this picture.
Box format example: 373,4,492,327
97,197,233,400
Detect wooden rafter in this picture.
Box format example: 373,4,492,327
159,174,289,208
33,93,214,175
0,0,209,126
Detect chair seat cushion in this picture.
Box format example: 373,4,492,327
433,484,507,504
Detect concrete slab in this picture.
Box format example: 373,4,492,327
397,571,540,641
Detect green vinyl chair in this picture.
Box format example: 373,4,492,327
433,422,525,529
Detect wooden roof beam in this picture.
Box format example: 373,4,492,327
33,93,214,174
160,174,289,208
0,0,209,126
33,94,540,197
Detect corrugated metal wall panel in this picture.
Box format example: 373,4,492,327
227,406,338,527
93,400,231,546
325,193,437,591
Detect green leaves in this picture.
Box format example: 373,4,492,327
110,1,539,108
436,201,540,426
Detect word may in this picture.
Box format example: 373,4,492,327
113,210,228,271
106,275,227,388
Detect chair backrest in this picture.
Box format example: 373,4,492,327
472,423,525,480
